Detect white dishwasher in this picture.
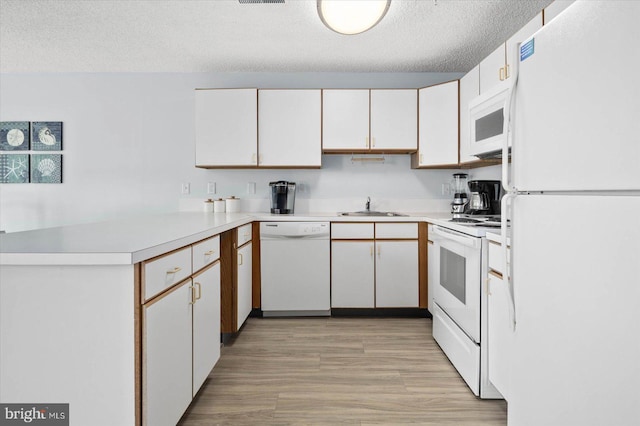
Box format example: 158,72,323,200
260,222,330,316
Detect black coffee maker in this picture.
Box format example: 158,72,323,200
465,180,502,215
269,181,296,214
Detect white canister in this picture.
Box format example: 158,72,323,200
203,199,214,213
213,198,226,213
225,196,241,213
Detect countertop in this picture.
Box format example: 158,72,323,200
0,211,457,266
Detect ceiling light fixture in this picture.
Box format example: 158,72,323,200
317,0,391,35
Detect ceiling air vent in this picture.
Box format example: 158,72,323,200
239,0,285,3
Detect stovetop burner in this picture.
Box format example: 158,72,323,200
450,218,482,223
449,215,503,227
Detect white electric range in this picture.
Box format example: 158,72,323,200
429,214,504,399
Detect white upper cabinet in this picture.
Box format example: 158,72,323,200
323,89,417,152
258,90,322,167
415,81,459,167
370,89,418,151
322,90,370,151
459,66,480,164
195,89,258,167
543,1,575,24
479,44,506,94
479,13,542,94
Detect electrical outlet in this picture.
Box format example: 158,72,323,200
207,182,216,194
247,182,256,194
181,183,190,195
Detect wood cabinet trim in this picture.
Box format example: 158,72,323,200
142,276,192,308
141,245,191,267
331,238,375,242
252,222,261,309
418,222,428,309
134,263,142,426
192,259,220,279
220,230,237,333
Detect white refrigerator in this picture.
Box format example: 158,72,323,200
500,1,640,425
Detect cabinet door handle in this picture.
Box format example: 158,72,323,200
194,282,202,300
372,137,376,148
166,266,182,274
259,154,263,164
365,136,369,148
485,277,492,296
238,253,243,265
377,245,381,258
420,153,424,164
505,64,510,79
189,285,196,305
252,153,257,164
499,67,505,81
370,245,374,257
204,250,215,256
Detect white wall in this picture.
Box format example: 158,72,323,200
0,72,499,232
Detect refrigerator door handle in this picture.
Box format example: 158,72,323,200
501,193,517,330
502,42,521,194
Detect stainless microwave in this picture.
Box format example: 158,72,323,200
469,82,511,158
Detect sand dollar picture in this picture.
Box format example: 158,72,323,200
6,128,25,147
0,122,30,151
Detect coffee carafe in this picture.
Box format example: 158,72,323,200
450,173,468,218
269,181,296,214
466,180,502,215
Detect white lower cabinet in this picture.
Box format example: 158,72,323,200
331,223,419,309
427,226,435,313
375,241,419,307
143,261,221,425
143,280,193,426
487,238,513,400
192,263,221,396
331,241,375,308
237,241,253,328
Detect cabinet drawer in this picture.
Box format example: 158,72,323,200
488,240,510,274
375,223,418,239
143,246,192,301
192,235,220,273
237,224,252,246
331,223,374,239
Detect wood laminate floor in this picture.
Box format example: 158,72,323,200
179,317,507,425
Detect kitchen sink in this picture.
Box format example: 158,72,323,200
339,211,407,217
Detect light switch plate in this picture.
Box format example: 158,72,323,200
207,182,216,194
181,183,190,194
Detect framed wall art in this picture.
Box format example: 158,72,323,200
0,154,30,183
31,121,63,151
31,154,62,184
0,121,30,151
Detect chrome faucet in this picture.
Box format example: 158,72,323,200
365,196,371,212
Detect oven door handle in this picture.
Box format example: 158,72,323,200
432,226,481,249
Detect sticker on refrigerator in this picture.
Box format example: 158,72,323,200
520,38,535,61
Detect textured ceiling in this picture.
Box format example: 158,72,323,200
0,0,552,73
